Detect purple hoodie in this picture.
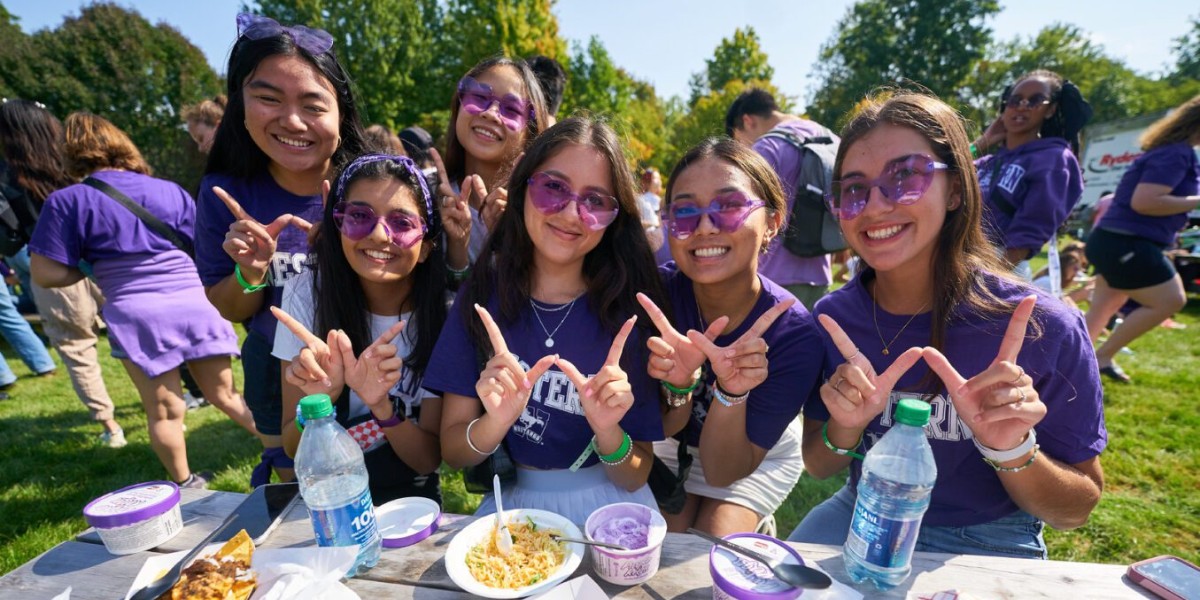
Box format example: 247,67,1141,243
975,138,1083,253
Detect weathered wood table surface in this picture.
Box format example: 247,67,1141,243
0,488,1154,599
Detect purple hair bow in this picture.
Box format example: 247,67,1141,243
236,13,334,55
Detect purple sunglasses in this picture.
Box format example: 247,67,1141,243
663,191,766,240
331,154,434,247
826,154,949,221
236,13,334,55
457,76,535,132
527,172,619,230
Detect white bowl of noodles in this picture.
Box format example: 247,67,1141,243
445,508,584,598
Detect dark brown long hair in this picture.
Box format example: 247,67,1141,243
462,115,667,354
0,99,73,202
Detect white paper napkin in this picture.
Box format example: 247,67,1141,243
124,545,361,600
529,574,609,600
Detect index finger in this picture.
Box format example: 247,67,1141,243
474,303,509,355
741,297,795,342
605,316,637,366
996,295,1036,363
270,306,323,347
817,314,867,368
636,292,677,337
320,179,331,210
212,186,254,223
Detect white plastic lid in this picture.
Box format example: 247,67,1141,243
376,496,440,548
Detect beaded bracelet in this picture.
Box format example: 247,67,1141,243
465,417,499,456
235,264,269,294
712,384,749,407
447,262,470,284
986,444,1040,473
596,430,632,466
822,421,865,460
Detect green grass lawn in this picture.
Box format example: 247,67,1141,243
1,292,1197,574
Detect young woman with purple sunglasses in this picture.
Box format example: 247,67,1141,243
637,138,824,537
424,116,669,525
271,154,448,504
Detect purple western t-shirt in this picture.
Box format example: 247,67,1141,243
754,119,834,287
1097,142,1200,247
975,138,1083,252
660,263,824,449
195,172,322,341
803,274,1106,528
422,288,665,470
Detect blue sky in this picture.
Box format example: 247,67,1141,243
9,0,1197,111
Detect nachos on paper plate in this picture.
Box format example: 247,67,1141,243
159,529,257,600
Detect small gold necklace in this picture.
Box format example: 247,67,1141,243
871,290,928,356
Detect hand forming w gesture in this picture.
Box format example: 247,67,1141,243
557,316,638,434
923,295,1044,451
637,293,728,389
687,298,796,396
214,185,314,277
428,148,473,249
820,314,924,431
474,304,558,427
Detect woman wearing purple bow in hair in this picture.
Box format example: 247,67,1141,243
270,154,449,504
194,14,372,486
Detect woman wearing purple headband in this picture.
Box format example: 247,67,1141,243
271,154,449,504
194,14,370,486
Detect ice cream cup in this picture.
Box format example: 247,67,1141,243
83,481,183,555
584,502,668,586
709,532,805,600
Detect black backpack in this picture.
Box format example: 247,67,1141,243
0,165,40,257
759,128,847,257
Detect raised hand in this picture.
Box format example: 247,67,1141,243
340,320,407,409
428,148,473,249
214,186,313,277
819,314,924,430
637,292,728,389
687,298,795,397
480,184,508,232
557,316,638,435
474,304,557,426
923,295,1044,451
271,306,344,397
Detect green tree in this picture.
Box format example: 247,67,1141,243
688,27,774,106
442,0,566,76
669,79,789,169
808,0,1000,128
1172,14,1200,82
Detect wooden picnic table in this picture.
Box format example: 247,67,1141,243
0,488,1153,599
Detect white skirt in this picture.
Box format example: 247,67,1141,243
474,464,657,526
653,418,804,518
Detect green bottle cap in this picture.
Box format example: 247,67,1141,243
894,398,931,427
299,394,334,420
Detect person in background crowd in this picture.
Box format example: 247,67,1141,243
365,124,406,156
725,88,838,311
973,69,1091,279
790,91,1105,559
443,56,550,263
0,258,54,401
0,98,123,445
637,167,664,252
527,55,567,126
426,117,668,525
641,138,824,536
273,154,448,504
1084,94,1200,384
1032,244,1093,309
30,113,258,488
181,95,227,154
195,13,370,486
399,126,435,170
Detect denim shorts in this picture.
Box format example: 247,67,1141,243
242,329,283,435
788,484,1047,559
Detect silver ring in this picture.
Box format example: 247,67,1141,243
1015,386,1027,404
834,377,846,392
440,195,455,208
846,349,861,362
1010,366,1025,384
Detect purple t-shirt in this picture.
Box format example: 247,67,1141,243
754,120,834,287
195,171,322,340
975,138,1083,252
31,170,194,263
660,263,824,449
1097,142,1200,247
803,274,1106,528
422,288,665,470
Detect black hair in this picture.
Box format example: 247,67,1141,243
0,99,72,203
205,30,369,178
724,88,780,137
526,55,567,116
1001,70,1093,154
311,158,447,382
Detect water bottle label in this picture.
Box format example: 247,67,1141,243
846,501,922,568
307,488,380,549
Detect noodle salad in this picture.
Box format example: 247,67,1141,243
467,516,567,589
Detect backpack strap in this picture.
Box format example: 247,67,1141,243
83,177,194,258
759,130,836,194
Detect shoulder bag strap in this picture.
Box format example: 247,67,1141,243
83,177,194,257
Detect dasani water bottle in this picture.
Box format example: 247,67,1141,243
295,394,381,576
843,398,937,590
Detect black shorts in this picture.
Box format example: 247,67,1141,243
242,329,283,435
1086,228,1176,290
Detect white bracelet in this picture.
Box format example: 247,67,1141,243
973,428,1036,463
465,417,500,456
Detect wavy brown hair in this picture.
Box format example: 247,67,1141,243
0,99,73,202
62,112,151,179
180,95,227,127
1140,94,1200,151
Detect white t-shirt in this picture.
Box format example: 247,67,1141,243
637,191,662,229
272,269,436,421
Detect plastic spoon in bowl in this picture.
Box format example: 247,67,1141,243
492,474,513,556
688,528,832,590
549,533,628,551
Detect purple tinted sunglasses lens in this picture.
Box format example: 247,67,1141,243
458,77,530,131
528,173,618,230
666,195,765,239
333,202,425,248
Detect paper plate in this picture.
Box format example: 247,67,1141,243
376,496,441,548
445,509,583,599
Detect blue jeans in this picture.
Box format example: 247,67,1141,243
788,484,1047,559
0,270,55,379
7,246,37,314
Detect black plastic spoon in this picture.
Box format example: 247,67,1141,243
688,528,833,590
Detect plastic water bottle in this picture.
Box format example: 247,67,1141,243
843,398,937,590
294,394,381,575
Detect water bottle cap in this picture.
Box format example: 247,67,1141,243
894,398,931,427
300,394,334,420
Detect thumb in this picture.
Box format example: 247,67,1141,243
686,328,723,361
265,213,297,238
922,346,967,395
524,354,558,389
554,357,590,395
877,346,924,391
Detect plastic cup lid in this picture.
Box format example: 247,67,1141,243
376,496,440,548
